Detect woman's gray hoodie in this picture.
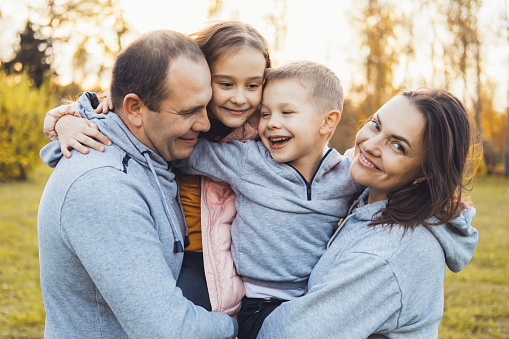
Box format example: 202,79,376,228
37,93,237,338
258,188,479,338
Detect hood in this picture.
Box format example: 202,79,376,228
350,188,479,273
39,92,185,252
40,92,172,179
426,207,478,272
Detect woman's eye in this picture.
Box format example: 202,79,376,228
393,142,405,153
370,119,380,131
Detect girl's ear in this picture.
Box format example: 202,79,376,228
320,110,341,136
123,93,145,128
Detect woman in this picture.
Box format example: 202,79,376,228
257,88,479,338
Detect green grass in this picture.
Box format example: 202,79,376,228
0,165,51,338
0,167,508,337
439,176,509,338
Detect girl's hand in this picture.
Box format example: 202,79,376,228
55,115,112,158
95,89,113,113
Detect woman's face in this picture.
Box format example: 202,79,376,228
350,95,426,203
207,46,266,128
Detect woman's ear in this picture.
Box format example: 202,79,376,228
123,93,144,128
320,110,341,136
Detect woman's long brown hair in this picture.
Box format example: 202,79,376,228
370,88,478,231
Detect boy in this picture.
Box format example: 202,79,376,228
173,61,362,338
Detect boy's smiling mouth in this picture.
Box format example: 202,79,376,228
268,136,291,149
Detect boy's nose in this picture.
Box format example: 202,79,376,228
267,116,281,129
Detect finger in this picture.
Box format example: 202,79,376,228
69,139,90,155
61,145,72,159
106,95,113,110
87,124,112,146
78,135,106,152
95,101,108,114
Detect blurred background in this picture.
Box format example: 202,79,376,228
0,0,508,338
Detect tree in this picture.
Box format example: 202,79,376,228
2,21,53,88
504,0,509,177
353,0,401,117
207,0,223,18
438,0,483,138
30,0,133,87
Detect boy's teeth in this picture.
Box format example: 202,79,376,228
271,137,289,142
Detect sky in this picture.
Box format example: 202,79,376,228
1,0,508,110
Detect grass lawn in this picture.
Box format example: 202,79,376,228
0,166,508,337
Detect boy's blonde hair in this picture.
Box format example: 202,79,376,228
264,61,344,113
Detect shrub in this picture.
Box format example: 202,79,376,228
0,72,60,181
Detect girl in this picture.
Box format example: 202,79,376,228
257,88,479,338
43,20,271,315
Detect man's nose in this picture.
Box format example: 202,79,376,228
194,108,210,132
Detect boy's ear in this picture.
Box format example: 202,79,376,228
320,110,341,135
123,93,145,128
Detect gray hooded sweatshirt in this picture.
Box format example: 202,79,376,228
173,138,363,298
37,93,237,338
257,188,479,338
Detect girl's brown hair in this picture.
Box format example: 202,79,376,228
371,88,478,231
190,20,271,70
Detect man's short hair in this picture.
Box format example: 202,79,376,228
264,61,344,113
110,29,206,112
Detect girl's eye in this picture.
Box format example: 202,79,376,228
219,82,233,88
247,83,260,89
260,112,270,118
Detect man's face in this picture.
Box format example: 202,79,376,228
141,57,212,161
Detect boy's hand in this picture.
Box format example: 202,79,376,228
95,89,113,113
55,115,112,158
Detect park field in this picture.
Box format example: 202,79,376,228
0,165,508,338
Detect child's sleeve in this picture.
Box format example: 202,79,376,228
44,105,82,141
172,139,248,185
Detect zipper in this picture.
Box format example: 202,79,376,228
288,148,333,201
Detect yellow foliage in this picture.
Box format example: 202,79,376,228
0,72,60,181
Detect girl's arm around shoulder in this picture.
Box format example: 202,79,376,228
43,95,111,159
258,251,402,338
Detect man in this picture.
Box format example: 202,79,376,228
37,30,238,338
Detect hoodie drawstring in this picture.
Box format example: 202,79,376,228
143,152,184,253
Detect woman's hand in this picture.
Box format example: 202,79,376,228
55,115,112,158
95,89,113,113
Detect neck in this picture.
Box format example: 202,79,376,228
201,117,235,141
290,149,328,182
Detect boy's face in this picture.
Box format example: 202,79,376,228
258,80,327,176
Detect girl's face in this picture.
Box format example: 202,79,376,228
350,95,426,203
208,46,266,128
